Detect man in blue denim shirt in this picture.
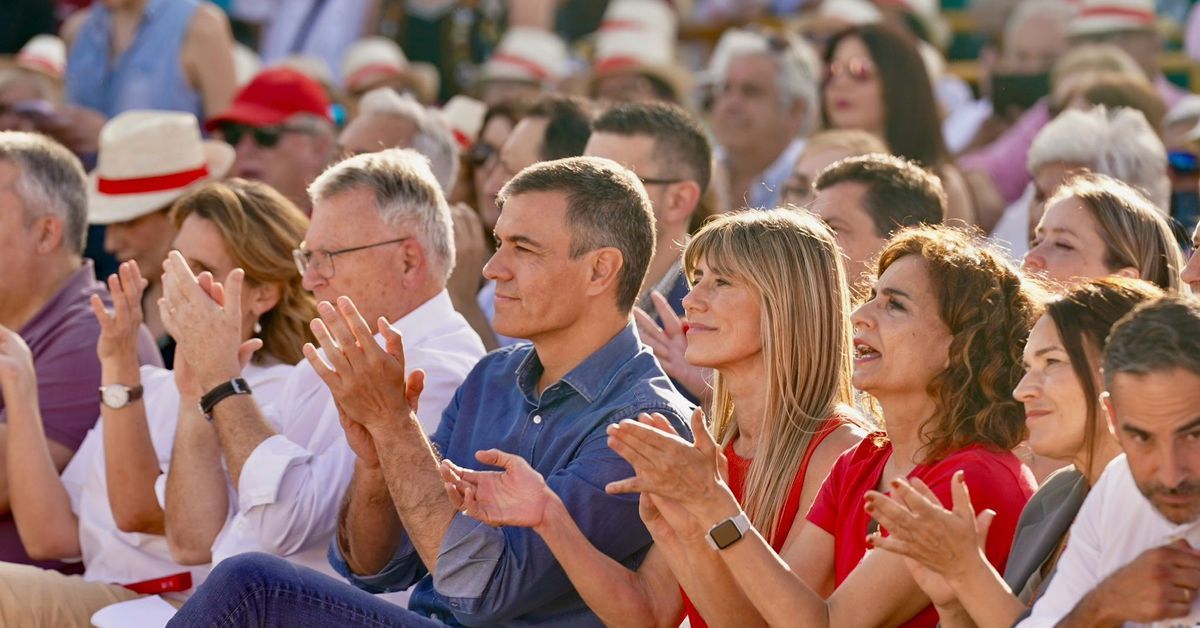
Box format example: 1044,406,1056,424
168,156,693,626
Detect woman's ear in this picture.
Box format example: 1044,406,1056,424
249,281,282,317
1112,266,1141,280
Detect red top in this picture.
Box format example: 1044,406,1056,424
806,434,1036,627
682,418,849,628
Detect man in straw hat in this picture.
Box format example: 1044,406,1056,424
474,26,570,107
0,131,160,572
89,110,235,365
341,37,440,107
587,0,692,105
206,67,337,213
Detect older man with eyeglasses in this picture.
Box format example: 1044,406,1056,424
206,67,337,213
156,148,484,589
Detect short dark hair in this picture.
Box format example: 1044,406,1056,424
1103,296,1200,390
592,101,713,193
527,95,594,161
814,154,946,237
498,156,655,312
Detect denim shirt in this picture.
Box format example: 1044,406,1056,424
329,324,692,626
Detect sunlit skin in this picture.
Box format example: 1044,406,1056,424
103,208,176,282
1107,368,1200,525
849,255,953,397
337,114,416,157
680,259,763,379
1024,196,1136,286
479,116,547,230
823,37,886,138
710,54,798,157
1027,162,1082,242
781,146,859,208
1014,316,1094,463
811,181,887,289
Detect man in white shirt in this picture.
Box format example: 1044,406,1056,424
1022,296,1200,627
159,149,485,577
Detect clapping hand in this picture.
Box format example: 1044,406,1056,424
160,251,244,389
632,292,711,401
0,325,36,399
439,449,559,529
303,297,424,436
89,261,147,363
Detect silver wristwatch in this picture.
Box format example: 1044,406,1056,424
706,511,752,550
99,384,144,409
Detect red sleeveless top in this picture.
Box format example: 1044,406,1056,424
680,417,848,628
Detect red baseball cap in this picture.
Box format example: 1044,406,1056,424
205,67,330,131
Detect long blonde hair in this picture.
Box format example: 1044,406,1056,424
170,179,316,365
683,209,859,541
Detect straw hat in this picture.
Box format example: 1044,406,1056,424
1068,0,1157,36
89,111,234,225
588,0,690,101
478,27,569,85
15,35,66,80
341,37,440,104
440,95,488,151
597,0,677,42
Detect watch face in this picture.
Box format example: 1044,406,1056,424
709,519,743,549
101,386,129,408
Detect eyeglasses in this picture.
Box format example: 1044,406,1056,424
467,142,498,168
638,175,684,187
825,58,876,84
292,237,411,279
219,122,312,149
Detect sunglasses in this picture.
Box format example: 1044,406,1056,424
825,58,876,84
1169,151,1198,175
467,142,498,168
218,122,309,148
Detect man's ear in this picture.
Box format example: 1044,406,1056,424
586,247,624,300
663,181,703,230
34,215,65,254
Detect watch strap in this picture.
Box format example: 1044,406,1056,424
199,378,252,422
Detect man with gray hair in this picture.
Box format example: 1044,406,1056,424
158,148,484,579
167,156,692,626
338,88,459,194
0,132,160,569
1022,296,1200,626
706,29,820,209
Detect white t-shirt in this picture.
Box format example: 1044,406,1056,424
61,360,293,594
1020,454,1200,627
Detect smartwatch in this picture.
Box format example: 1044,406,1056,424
99,384,143,409
199,378,252,422
706,511,752,550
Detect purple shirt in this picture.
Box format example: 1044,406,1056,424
0,260,162,571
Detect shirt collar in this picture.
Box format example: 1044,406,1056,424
514,323,642,405
385,290,459,347
20,260,99,336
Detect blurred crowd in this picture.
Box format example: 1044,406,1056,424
0,0,1199,626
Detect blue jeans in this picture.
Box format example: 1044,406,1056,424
167,553,444,627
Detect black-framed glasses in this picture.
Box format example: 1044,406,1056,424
292,237,411,279
219,122,311,149
468,142,498,168
638,175,684,187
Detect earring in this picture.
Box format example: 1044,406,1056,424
253,321,263,335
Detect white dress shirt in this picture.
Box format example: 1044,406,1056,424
61,360,293,594
1020,454,1200,627
209,290,485,577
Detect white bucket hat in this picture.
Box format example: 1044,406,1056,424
16,35,66,80
440,95,488,150
89,110,235,225
1068,0,1157,37
342,37,440,103
478,27,569,85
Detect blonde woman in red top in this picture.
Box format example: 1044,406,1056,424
440,209,866,627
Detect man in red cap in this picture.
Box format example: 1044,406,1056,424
206,67,336,212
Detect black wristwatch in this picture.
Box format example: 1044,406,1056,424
199,378,252,422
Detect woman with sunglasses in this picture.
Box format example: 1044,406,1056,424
450,99,529,251
866,278,1163,628
0,179,315,623
593,226,1041,627
822,24,977,226
440,210,867,627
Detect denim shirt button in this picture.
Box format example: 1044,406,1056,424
532,415,542,425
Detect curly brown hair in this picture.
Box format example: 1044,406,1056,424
876,226,1044,462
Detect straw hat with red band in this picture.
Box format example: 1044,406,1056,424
590,31,692,103
205,67,330,132
15,35,66,80
597,0,677,43
342,37,440,104
1068,0,1157,36
89,111,234,225
440,95,487,151
478,27,569,85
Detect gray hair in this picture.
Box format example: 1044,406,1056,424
1103,296,1200,390
308,148,455,283
1028,106,1170,210
357,88,460,193
0,131,87,255
712,30,821,135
